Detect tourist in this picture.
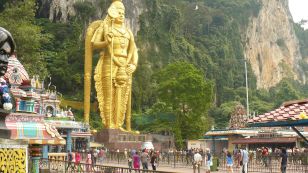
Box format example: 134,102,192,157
133,151,141,171
128,155,133,172
86,151,92,172
261,147,269,167
98,148,105,164
226,151,233,173
93,148,98,165
66,150,75,171
140,149,149,170
150,152,158,170
280,148,287,173
241,148,249,173
205,148,212,173
75,150,83,172
193,150,202,173
124,148,128,159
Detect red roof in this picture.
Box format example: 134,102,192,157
248,99,308,124
232,137,297,144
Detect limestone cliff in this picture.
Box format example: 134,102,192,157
37,0,146,36
37,0,305,89
244,0,305,89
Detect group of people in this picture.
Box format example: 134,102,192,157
192,148,212,173
128,149,159,172
223,147,249,173
66,148,105,172
223,147,289,173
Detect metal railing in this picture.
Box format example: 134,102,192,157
37,159,175,173
218,154,308,173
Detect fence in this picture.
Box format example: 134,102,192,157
103,151,308,172
218,154,308,173
37,159,174,173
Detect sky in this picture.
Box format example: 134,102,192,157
289,0,308,29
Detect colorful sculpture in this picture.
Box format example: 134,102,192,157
84,0,138,131
0,78,12,110
0,27,15,111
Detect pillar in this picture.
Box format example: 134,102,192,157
30,145,42,173
42,145,48,159
66,129,72,152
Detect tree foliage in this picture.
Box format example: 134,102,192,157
0,0,48,77
151,61,213,148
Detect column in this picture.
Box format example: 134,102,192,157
66,129,72,152
30,145,42,173
42,145,48,159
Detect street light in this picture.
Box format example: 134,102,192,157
244,58,250,118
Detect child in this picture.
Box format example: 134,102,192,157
128,155,133,172
226,151,233,173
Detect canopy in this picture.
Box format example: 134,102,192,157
232,137,297,144
90,142,103,148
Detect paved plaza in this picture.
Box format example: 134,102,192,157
104,163,224,173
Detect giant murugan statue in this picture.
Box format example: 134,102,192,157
84,0,138,131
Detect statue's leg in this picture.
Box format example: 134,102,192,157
125,91,132,131
102,76,113,129
113,86,122,129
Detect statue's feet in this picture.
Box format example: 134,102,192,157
119,127,140,134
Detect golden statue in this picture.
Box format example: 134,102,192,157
84,0,138,131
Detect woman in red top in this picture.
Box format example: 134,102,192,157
75,151,82,172
133,151,141,170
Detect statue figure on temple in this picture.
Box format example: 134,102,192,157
0,27,15,111
84,0,138,131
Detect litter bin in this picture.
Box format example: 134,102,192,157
210,157,219,171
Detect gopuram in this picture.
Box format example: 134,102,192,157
84,0,149,150
0,27,91,172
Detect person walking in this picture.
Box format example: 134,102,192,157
133,151,141,171
98,148,105,164
75,150,83,172
66,150,75,172
140,149,149,170
241,148,249,173
280,148,287,173
150,152,158,170
86,151,92,172
205,149,212,173
226,151,233,173
128,155,133,172
193,150,202,173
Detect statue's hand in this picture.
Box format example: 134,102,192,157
126,64,136,74
107,32,114,44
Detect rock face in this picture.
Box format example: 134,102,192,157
37,0,305,89
37,0,146,36
244,0,305,89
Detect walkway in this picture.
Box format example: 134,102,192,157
103,163,224,173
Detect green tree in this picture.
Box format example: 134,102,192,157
0,0,48,77
154,61,214,148
269,79,300,107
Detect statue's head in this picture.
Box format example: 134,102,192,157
0,27,15,76
108,0,125,24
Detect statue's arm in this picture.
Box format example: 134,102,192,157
126,30,138,74
128,30,138,67
92,26,108,50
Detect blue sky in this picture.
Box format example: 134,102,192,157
289,0,308,29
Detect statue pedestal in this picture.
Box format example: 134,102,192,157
94,129,149,151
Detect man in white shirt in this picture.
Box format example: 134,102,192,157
193,150,202,173
241,148,249,173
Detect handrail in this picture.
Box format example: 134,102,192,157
38,158,176,173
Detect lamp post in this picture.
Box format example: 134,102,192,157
244,58,250,118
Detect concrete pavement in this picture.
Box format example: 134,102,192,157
103,163,225,173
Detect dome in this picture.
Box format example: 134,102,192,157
4,55,30,85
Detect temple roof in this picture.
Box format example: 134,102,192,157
4,55,29,84
248,99,308,127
